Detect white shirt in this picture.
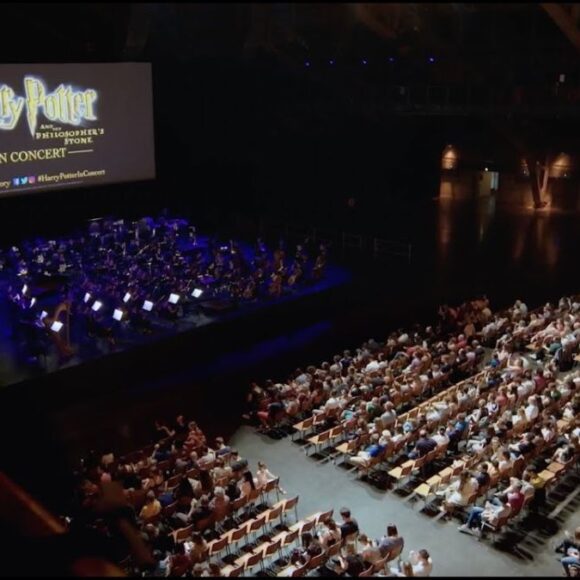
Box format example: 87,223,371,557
525,404,539,422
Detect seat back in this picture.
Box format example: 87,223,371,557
291,564,309,577
360,565,375,577
229,523,249,542
316,509,334,526
300,519,315,534
283,529,299,547
263,539,281,558
283,496,299,513
209,535,228,555
268,504,283,522
307,551,327,570
174,524,193,543
386,542,404,562
227,564,245,577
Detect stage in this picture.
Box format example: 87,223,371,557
0,260,350,389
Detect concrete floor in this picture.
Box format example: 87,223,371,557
230,425,579,577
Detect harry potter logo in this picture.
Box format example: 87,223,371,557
0,77,97,136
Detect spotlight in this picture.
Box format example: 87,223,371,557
428,57,435,63
304,61,311,67
83,292,91,304
485,167,489,172
51,320,63,333
91,300,103,312
192,288,203,298
113,309,124,321
329,59,335,65
123,292,131,303
362,59,368,65
168,293,180,305
142,300,154,312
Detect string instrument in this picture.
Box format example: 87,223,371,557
45,300,74,360
268,272,283,297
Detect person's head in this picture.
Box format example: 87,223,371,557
418,549,430,562
257,461,266,470
340,507,351,521
214,486,225,498
191,532,205,546
386,524,398,537
301,531,313,548
146,490,156,503
327,519,338,532
419,429,428,439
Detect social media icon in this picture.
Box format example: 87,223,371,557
20,177,28,185
12,178,20,186
28,176,36,184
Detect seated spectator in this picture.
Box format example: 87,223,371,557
339,507,360,539
378,524,405,559
318,519,341,549
408,430,437,460
139,491,161,521
358,534,382,564
408,549,433,577
458,495,511,538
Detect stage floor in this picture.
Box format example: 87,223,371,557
0,262,351,388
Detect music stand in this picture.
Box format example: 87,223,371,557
168,293,180,304
92,301,103,312
123,292,131,303
113,309,124,321
51,321,63,333
192,288,203,298
84,292,91,304
142,300,153,312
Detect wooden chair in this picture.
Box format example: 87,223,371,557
262,477,280,505
360,565,375,577
307,428,331,457
235,550,263,575
261,539,282,570
266,503,284,533
388,460,414,491
221,563,245,577
307,550,327,571
208,535,229,561
173,524,193,543
247,513,267,543
281,495,299,525
292,416,314,442
290,563,309,577
228,522,250,556
326,541,342,558
373,555,389,574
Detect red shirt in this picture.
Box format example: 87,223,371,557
507,491,525,514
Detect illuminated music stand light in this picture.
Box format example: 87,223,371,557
142,300,154,312
51,321,63,333
123,292,132,303
40,311,48,321
168,293,180,304
22,284,28,295
84,292,92,304
30,297,36,308
91,300,103,312
113,309,124,321
192,288,203,298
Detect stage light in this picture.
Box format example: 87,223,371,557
362,59,368,65
304,61,311,67
329,59,335,65
192,288,203,298
83,292,91,304
168,293,180,305
428,57,435,63
40,311,48,321
123,292,131,303
51,321,63,333
143,300,154,312
30,298,36,308
485,167,488,172
388,57,395,63
92,300,103,312
22,284,28,295
113,309,124,321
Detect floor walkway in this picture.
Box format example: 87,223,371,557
230,423,579,576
